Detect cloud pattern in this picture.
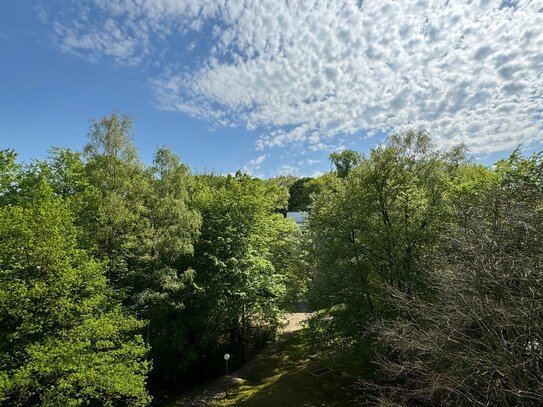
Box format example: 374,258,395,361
47,0,543,155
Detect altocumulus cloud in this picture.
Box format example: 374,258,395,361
242,154,267,176
45,0,543,153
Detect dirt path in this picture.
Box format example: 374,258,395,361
167,313,311,407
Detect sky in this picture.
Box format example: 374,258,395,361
0,0,542,178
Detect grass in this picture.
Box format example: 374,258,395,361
159,319,374,407
209,330,362,407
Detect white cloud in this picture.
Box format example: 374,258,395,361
277,164,300,176
298,158,321,166
275,164,325,178
241,153,267,176
248,154,266,166
47,0,543,153
311,170,324,178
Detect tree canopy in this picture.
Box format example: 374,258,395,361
0,177,150,406
2,113,542,406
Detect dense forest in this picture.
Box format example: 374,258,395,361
1,113,542,406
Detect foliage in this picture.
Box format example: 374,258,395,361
370,151,543,405
1,112,306,403
187,173,305,366
81,112,149,289
0,149,21,206
8,112,541,406
287,177,312,211
0,179,150,406
329,149,362,178
78,116,203,384
306,131,461,355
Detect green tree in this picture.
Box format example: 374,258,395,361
288,177,313,211
43,147,89,198
189,173,302,365
82,116,203,385
372,151,543,406
132,146,202,383
329,149,362,178
82,112,148,289
0,178,150,406
307,131,461,355
0,149,20,206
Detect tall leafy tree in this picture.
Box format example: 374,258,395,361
82,112,148,289
189,173,302,365
307,131,462,352
287,177,326,212
82,115,203,384
1,113,307,398
0,149,20,206
0,176,150,406
329,149,362,178
371,151,543,406
132,146,201,383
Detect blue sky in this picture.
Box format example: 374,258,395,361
1,1,542,177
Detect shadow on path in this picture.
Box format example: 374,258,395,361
165,312,311,407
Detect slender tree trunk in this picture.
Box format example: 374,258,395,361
240,305,247,364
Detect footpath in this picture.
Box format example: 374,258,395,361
166,313,310,407
164,312,361,407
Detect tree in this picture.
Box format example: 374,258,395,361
371,151,543,406
132,146,201,384
0,149,20,206
82,116,204,385
329,149,362,178
82,112,148,289
287,177,313,211
1,113,309,398
43,147,89,199
188,173,302,366
0,178,150,406
306,131,460,357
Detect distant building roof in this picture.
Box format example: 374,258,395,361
286,211,306,227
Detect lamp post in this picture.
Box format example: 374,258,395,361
224,353,230,397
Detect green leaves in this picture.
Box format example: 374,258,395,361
307,130,463,351
11,313,150,407
0,178,150,406
189,174,304,362
0,149,20,206
329,149,362,178
371,150,543,406
1,112,306,399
